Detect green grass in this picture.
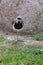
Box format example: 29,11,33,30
0,36,5,42
33,33,43,41
0,36,43,65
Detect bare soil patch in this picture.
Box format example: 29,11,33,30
0,30,43,46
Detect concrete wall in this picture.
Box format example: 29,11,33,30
0,0,43,34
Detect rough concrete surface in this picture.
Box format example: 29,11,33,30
0,0,43,34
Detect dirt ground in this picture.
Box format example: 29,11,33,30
0,30,43,46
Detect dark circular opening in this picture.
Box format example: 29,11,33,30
17,18,21,20
14,21,23,29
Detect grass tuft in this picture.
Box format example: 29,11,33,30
33,33,43,41
0,36,5,42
